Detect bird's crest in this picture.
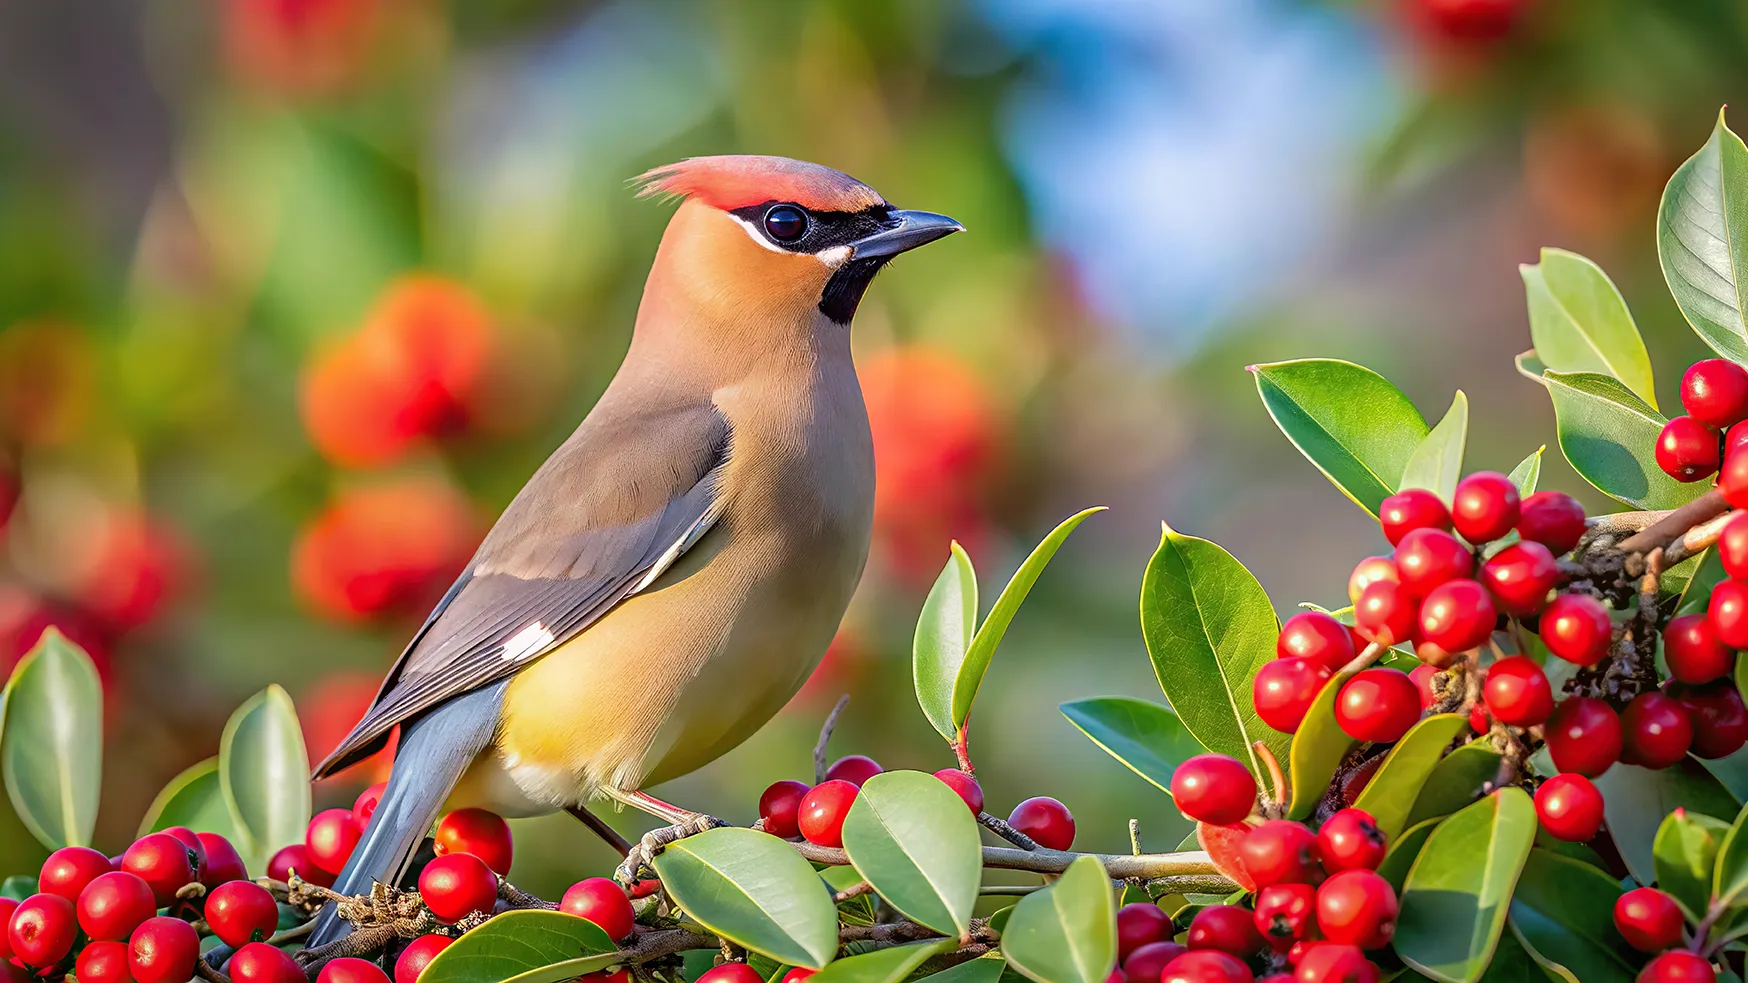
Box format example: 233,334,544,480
635,155,886,214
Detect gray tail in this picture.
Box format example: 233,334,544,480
308,681,507,948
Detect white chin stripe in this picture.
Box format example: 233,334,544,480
501,622,556,662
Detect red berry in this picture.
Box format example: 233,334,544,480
1545,697,1622,777
77,871,158,941
1238,820,1323,888
1315,869,1398,949
1621,692,1694,769
205,881,279,948
798,780,860,848
1335,668,1422,743
1123,941,1187,983
1347,557,1400,606
434,808,514,876
1418,579,1497,654
121,833,197,906
933,769,985,814
1318,809,1386,872
559,878,634,941
160,828,207,877
1393,528,1474,596
228,942,305,983
1483,655,1553,726
1378,489,1451,546
1722,449,1748,510
1711,579,1748,649
1614,887,1684,952
1452,472,1520,544
1161,951,1251,983
0,896,16,959
697,966,764,983
76,940,133,983
1480,541,1558,617
1409,664,1440,710
1277,612,1355,672
1186,904,1263,956
267,844,335,888
822,755,883,787
39,846,113,902
1517,491,1586,555
1293,944,1378,983
1117,903,1173,961
1170,754,1258,826
353,782,388,829
1670,681,1748,759
1540,593,1612,665
1666,613,1735,685
1682,359,1748,427
417,853,498,923
1354,581,1416,647
1470,703,1490,734
1255,658,1333,734
393,935,452,983
1729,421,1748,459
9,894,76,969
1638,951,1716,983
1534,773,1604,842
1657,416,1720,482
1008,796,1076,851
1719,513,1748,582
197,834,248,887
127,916,199,983
781,971,816,983
319,959,391,983
306,808,364,876
1254,884,1316,950
758,780,812,838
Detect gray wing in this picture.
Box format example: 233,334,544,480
312,398,731,778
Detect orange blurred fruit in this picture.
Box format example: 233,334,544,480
76,511,190,634
223,0,385,96
291,476,481,622
302,670,395,781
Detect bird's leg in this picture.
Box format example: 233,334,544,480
566,805,633,858
599,788,726,884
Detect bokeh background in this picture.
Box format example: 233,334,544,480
1,0,1745,893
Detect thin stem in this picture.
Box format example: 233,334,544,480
1339,642,1384,675
1253,741,1287,816
978,885,1044,896
1618,490,1728,554
1129,819,1142,857
792,840,1229,882
832,881,874,904
814,694,851,784
978,812,1038,851
953,727,975,775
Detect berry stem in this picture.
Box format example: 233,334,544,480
952,727,975,775
1665,509,1736,566
976,811,1039,850
791,839,1231,882
1339,642,1386,675
1252,740,1288,817
1617,489,1728,554
813,694,852,785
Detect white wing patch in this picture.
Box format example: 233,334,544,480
630,495,726,594
501,621,556,662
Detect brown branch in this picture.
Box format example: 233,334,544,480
792,841,1228,882
195,957,231,983
814,694,851,785
1617,490,1728,554
977,812,1038,850
500,880,556,910
832,881,874,904
1666,510,1736,566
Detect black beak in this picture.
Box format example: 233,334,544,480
850,210,964,260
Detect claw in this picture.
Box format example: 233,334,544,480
614,814,726,885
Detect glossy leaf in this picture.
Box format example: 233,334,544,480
0,876,31,901
1396,789,1537,983
1000,856,1116,983
1405,743,1503,829
952,508,1103,732
1380,818,1441,894
923,955,1005,983
1516,350,1549,384
1059,698,1203,795
1521,247,1656,407
1401,391,1469,502
1595,761,1740,886
1679,548,1728,617
811,940,956,983
0,629,102,849
1654,809,1731,918
1352,714,1468,841
1658,109,1748,362
1508,850,1636,983
139,757,240,840
1717,802,1748,907
419,910,619,983
1252,358,1430,517
651,827,838,968
1509,447,1544,496
219,685,311,870
1286,670,1358,820
840,771,981,938
1543,370,1705,511
915,544,978,743
1141,524,1284,781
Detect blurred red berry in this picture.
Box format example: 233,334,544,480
758,780,812,838
394,935,452,983
77,871,157,942
559,878,634,941
822,755,883,787
1239,820,1323,888
1545,697,1621,777
205,881,279,949
1638,951,1717,983
1480,541,1558,617
779,971,816,983
434,808,513,876
292,479,480,623
1254,657,1332,733
1540,593,1612,665
1335,669,1422,743
1516,491,1586,555
1620,692,1694,769
306,808,363,875
1008,796,1076,851
122,833,196,906
798,780,859,848
1318,809,1386,873
696,966,763,983
1378,489,1451,545
1657,416,1721,482
1722,450,1748,510
268,844,335,888
1170,755,1258,826
933,769,984,814
353,782,388,829
39,846,112,902
1277,612,1355,672
1293,944,1378,983
75,940,132,983
127,916,199,983
1409,664,1440,710
77,511,188,634
1614,887,1684,952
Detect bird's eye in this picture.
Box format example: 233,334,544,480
763,205,808,242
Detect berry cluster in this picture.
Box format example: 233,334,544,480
1613,887,1715,983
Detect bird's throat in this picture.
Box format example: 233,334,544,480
818,257,889,325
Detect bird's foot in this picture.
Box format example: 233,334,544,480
614,813,728,885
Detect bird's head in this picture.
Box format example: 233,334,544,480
635,155,962,328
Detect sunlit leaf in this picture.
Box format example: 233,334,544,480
840,771,981,938
420,910,618,983
219,685,311,871
1508,447,1545,497
1000,856,1116,983
139,757,240,841
1397,789,1536,983
0,629,102,850
914,544,978,743
1722,801,1748,908
1521,248,1656,407
1286,669,1358,821
1543,371,1704,510
1379,818,1441,894
1252,359,1429,517
651,828,838,969
1594,761,1739,887
810,940,956,983
921,955,1005,983
1405,743,1502,829
1658,109,1748,362
1351,714,1468,841
1508,850,1636,983
1654,809,1730,919
1059,698,1203,795
1400,392,1469,502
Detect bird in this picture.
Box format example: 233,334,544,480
306,155,962,945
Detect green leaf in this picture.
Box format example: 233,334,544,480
1655,809,1731,918
1252,359,1430,517
811,940,957,983
1521,248,1657,408
0,876,32,901
1508,850,1636,983
219,685,311,871
419,910,619,983
923,955,1006,983
915,544,979,743
0,628,102,849
1594,760,1740,886
1286,670,1359,821
1380,818,1442,894
1516,351,1550,385
952,508,1103,733
1401,392,1469,502
1721,796,1748,908
139,757,240,840
1543,371,1704,510
1481,930,1562,983
1406,743,1503,829
1352,714,1469,841
1679,548,1728,617
1141,524,1285,782
1059,698,1204,795
1397,789,1538,983
1509,447,1545,497
1658,109,1748,362
1000,856,1116,983
840,771,981,938
651,827,838,968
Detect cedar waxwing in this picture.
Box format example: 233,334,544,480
307,156,961,944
